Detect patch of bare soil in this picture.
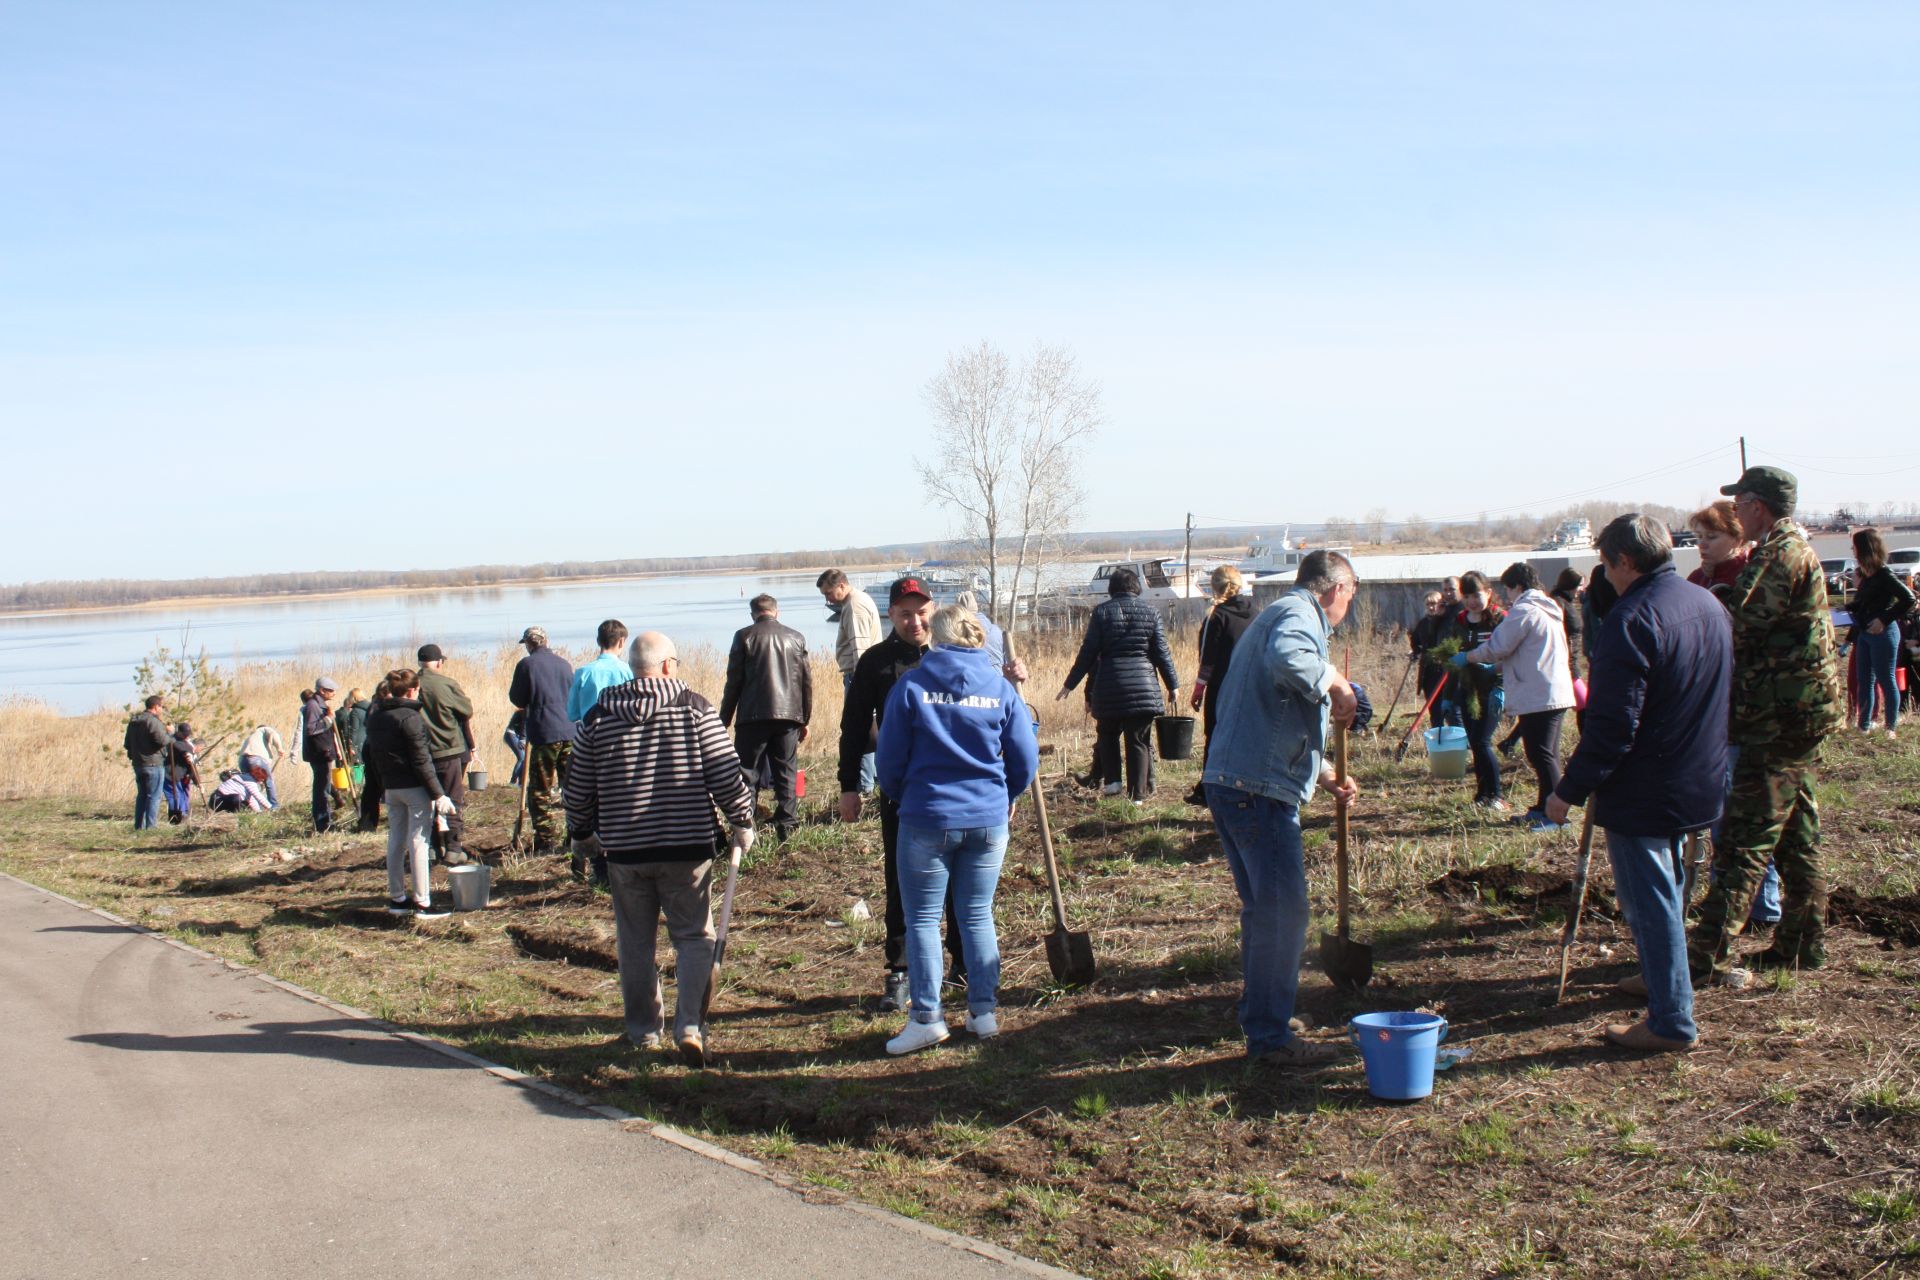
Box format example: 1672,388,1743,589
1830,887,1920,948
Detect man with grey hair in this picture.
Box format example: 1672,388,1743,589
1546,513,1731,1050
818,569,882,795
1201,550,1359,1067
567,631,755,1065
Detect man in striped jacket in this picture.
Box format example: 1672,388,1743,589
566,631,756,1065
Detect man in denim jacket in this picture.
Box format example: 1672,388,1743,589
1202,550,1360,1067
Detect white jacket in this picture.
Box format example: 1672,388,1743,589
833,587,883,677
1465,589,1575,716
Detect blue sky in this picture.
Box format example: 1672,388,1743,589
4,3,1916,581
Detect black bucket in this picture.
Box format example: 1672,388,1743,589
1155,714,1197,761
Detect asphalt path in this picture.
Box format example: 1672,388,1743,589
0,874,1059,1280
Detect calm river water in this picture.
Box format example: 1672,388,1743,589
0,569,899,715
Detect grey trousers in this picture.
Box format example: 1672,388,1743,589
608,858,716,1043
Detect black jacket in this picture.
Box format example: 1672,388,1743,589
1554,565,1731,836
123,711,170,767
721,616,812,727
509,646,576,746
838,630,927,793
1409,611,1449,694
1849,567,1915,642
1064,594,1179,720
363,697,445,797
1196,595,1256,688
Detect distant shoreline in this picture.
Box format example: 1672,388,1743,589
0,562,913,622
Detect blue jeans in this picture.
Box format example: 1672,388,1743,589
1604,830,1697,1043
1460,685,1505,802
133,765,163,829
898,823,1006,1022
1207,784,1309,1055
238,754,278,807
1857,624,1901,730
844,673,875,793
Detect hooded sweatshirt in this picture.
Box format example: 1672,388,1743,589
876,645,1039,830
566,676,754,861
1464,588,1576,716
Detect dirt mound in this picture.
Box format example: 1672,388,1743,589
1829,886,1920,947
506,922,619,970
1428,864,1578,910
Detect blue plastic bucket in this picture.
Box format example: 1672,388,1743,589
1349,1011,1450,1101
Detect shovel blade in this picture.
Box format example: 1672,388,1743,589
1046,929,1098,985
1320,931,1374,991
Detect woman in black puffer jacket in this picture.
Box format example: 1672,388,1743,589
1058,568,1180,803
1185,565,1257,804
363,668,455,918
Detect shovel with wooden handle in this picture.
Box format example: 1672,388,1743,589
1392,673,1450,762
1554,807,1600,1004
693,839,746,1064
1377,653,1417,735
1005,630,1097,984
1318,723,1373,990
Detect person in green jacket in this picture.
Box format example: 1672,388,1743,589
336,689,372,764
415,644,475,865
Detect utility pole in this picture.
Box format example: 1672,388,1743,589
1184,512,1194,598
1739,435,1748,471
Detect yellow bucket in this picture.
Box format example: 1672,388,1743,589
331,766,351,789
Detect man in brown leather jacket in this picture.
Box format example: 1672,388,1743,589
720,594,812,842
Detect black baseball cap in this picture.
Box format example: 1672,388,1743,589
417,643,445,663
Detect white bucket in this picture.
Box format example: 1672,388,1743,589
1423,726,1470,780
447,864,491,911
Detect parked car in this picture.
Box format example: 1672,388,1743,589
1887,547,1920,588
1670,526,1698,548
1822,557,1857,596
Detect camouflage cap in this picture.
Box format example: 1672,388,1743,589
1720,465,1797,512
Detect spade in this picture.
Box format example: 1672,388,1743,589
1319,723,1373,990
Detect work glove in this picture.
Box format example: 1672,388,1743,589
1450,651,1470,668
573,833,604,859
431,795,456,816
730,826,757,857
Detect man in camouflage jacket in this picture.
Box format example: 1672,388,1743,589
1690,466,1844,981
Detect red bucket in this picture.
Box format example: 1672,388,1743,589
795,768,806,798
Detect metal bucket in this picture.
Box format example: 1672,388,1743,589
1155,714,1196,761
447,864,491,911
467,769,488,792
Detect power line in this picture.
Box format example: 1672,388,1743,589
1196,441,1737,532
1752,447,1920,479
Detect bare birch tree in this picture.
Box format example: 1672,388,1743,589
1008,344,1100,631
919,341,1100,628
919,342,1019,611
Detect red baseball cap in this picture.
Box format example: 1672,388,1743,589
888,576,932,606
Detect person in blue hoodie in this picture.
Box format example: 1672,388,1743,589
875,605,1039,1055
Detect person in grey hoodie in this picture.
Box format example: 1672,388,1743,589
1459,563,1577,832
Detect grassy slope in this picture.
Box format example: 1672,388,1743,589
5,724,1920,1278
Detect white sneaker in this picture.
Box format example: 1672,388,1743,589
1101,782,1124,796
965,1012,999,1039
886,1020,950,1055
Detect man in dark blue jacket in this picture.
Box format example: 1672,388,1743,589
1546,514,1732,1052
509,625,576,855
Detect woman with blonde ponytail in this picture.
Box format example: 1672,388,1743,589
1186,564,1258,805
